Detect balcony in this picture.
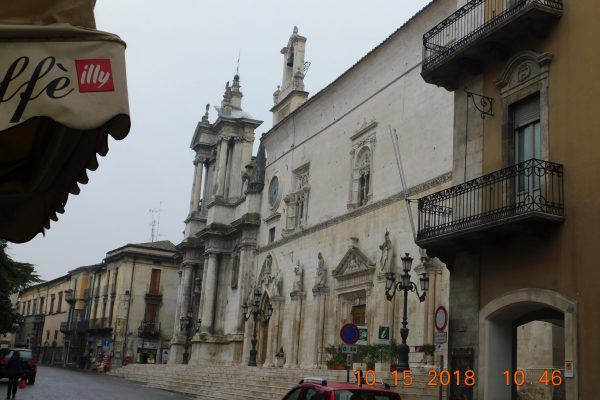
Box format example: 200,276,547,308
32,314,45,323
416,159,564,254
59,321,71,334
76,320,89,333
87,318,112,332
422,0,563,89
138,321,161,339
145,286,163,304
82,288,90,301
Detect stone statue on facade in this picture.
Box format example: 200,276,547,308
292,260,304,293
246,276,257,304
379,230,393,272
260,254,273,293
271,268,283,297
316,252,327,287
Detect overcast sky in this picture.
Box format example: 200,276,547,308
8,0,433,281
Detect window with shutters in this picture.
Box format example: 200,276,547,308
149,269,161,295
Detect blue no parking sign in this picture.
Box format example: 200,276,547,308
340,323,360,344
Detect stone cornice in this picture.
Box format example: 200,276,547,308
350,121,378,141
258,171,452,253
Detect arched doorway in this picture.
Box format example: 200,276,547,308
257,293,270,365
479,288,577,400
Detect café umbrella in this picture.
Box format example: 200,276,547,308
0,1,131,243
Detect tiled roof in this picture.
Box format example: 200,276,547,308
132,240,177,252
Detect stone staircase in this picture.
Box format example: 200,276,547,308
110,363,448,400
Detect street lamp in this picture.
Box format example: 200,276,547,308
384,253,429,372
242,288,273,367
180,312,201,365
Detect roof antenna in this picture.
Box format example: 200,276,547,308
149,202,163,242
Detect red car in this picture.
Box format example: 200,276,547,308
282,377,401,400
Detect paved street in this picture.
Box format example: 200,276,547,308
0,366,193,400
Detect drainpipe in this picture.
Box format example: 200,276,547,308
122,257,136,366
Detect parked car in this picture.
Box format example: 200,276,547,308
0,348,38,384
282,377,401,400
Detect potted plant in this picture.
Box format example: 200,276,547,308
325,345,347,370
275,347,285,367
421,344,436,365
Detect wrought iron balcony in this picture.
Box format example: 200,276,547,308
138,321,161,339
59,321,71,334
416,159,564,249
422,0,563,89
33,314,45,323
88,318,112,332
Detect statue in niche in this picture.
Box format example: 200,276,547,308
230,253,240,289
260,254,273,292
246,276,257,305
292,260,304,293
316,252,327,287
348,252,360,272
379,230,393,272
271,268,283,297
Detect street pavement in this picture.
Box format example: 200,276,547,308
0,365,193,400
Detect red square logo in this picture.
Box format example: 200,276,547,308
75,59,115,92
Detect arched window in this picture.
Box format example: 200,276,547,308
352,147,372,207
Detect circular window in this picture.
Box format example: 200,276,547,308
268,176,279,207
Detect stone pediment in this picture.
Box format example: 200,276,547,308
332,246,375,280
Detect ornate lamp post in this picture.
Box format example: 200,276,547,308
385,253,430,372
180,312,201,365
242,288,273,367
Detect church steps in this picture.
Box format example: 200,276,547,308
110,364,447,400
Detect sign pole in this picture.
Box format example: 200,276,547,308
439,354,443,400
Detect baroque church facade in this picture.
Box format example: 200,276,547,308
169,1,456,368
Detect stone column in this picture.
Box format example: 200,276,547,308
199,253,218,333
263,296,284,367
169,263,194,364
189,156,203,212
215,139,229,197
312,286,328,368
286,291,304,368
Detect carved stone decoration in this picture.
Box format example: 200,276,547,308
259,254,273,293
312,252,327,295
495,51,553,95
333,238,376,290
291,260,304,294
231,252,240,289
271,268,283,298
246,276,257,304
379,230,393,272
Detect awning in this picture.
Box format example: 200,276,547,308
0,1,131,243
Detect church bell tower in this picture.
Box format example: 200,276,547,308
271,26,309,125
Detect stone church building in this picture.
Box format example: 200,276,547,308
169,1,456,368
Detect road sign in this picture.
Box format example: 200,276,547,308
340,323,360,344
434,331,447,345
102,338,111,347
378,325,390,342
357,326,368,345
342,345,358,354
435,305,448,332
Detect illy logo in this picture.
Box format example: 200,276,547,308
75,59,114,92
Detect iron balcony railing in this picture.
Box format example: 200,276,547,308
138,321,161,339
422,0,563,72
417,159,564,242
